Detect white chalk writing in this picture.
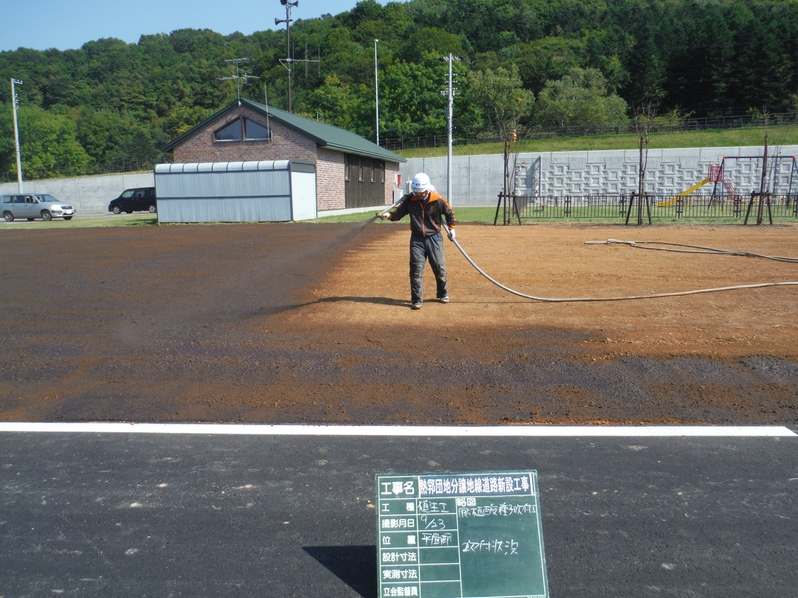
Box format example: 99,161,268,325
457,502,536,518
461,539,519,556
418,500,451,513
420,515,448,530
420,532,454,546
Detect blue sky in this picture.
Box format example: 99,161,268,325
1,0,387,52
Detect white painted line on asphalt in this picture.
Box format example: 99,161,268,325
0,423,795,436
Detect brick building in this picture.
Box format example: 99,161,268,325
162,98,405,213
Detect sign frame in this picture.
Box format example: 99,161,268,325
376,470,548,598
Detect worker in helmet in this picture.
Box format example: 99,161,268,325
378,173,457,310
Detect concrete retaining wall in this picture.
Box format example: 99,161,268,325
7,144,797,213
0,172,154,211
402,145,798,205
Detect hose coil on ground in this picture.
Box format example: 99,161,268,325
442,225,798,303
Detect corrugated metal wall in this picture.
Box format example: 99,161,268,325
154,160,317,223
290,170,317,221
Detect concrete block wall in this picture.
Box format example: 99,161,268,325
403,145,798,205
0,172,154,211
11,144,787,214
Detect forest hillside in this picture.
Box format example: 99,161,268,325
2,0,797,180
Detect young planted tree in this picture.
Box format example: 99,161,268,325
468,64,534,195
628,103,657,225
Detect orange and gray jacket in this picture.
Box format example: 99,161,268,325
388,192,456,237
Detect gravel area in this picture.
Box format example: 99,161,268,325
1,221,796,425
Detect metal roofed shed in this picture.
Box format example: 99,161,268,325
161,98,405,214
154,160,316,223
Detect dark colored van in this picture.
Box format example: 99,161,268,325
108,187,157,214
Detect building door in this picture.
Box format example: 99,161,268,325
344,154,385,209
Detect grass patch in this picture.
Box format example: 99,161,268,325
309,205,796,225
309,212,380,223
310,207,501,224
6,209,791,229
394,125,798,159
0,214,158,230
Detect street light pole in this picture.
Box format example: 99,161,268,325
374,39,380,146
10,78,23,193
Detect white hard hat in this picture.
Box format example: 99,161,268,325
411,173,432,193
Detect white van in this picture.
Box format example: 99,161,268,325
1,194,76,222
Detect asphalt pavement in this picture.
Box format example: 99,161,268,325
1,426,796,598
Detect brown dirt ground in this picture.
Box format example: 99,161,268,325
1,221,797,425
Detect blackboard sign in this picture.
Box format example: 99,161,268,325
376,471,548,598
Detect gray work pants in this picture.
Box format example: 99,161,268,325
409,232,447,304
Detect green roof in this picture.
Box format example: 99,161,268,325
163,98,405,163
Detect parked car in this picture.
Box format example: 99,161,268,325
1,194,76,222
108,187,157,214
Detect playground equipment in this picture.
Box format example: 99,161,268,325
657,177,711,207
657,163,742,208
710,155,798,204
708,162,741,206
657,155,798,208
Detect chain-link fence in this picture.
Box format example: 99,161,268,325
380,112,798,151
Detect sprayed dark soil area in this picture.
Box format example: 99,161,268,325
1,222,797,425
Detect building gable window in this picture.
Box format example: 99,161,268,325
244,118,270,140
214,117,271,142
214,119,243,142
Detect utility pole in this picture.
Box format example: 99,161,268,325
275,0,298,112
442,55,460,204
374,39,380,146
10,78,23,193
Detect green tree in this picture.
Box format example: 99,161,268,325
0,105,92,179
514,36,585,94
398,27,464,64
308,74,369,135
75,108,137,164
379,59,449,140
535,67,629,127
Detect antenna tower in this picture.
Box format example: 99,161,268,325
219,58,259,101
